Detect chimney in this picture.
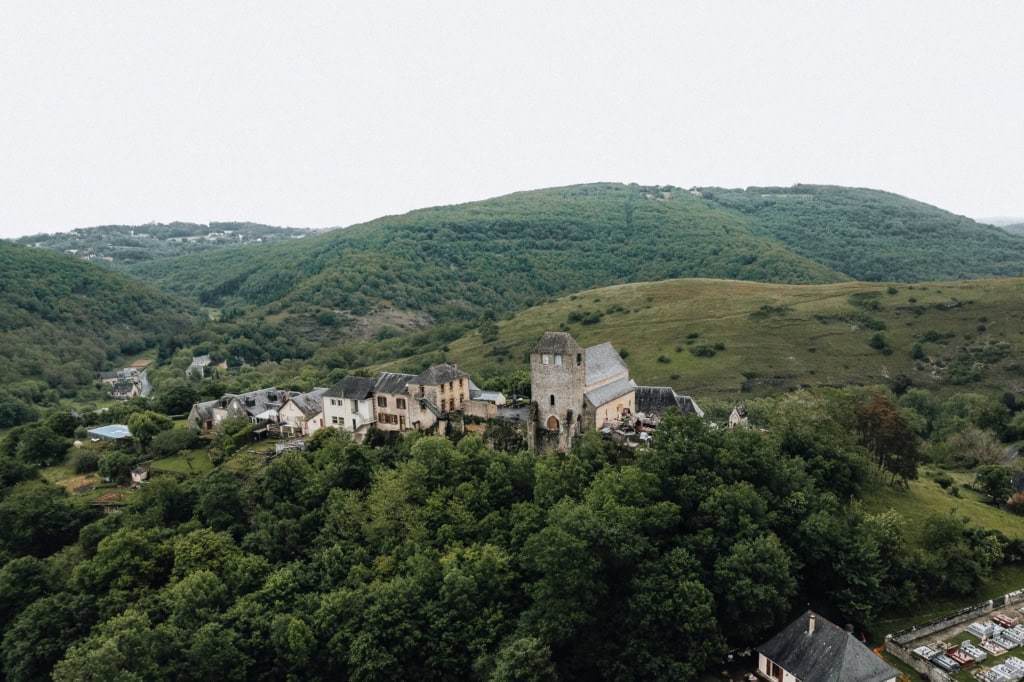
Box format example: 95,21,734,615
808,613,816,636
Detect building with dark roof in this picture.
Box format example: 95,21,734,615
279,388,328,437
323,376,380,440
757,611,897,682
635,386,704,423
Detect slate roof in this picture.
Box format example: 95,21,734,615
190,355,211,367
585,378,636,408
374,372,416,396
412,363,469,386
758,611,897,682
585,342,629,386
532,332,582,355
225,388,294,417
635,386,705,418
191,399,218,420
286,388,327,417
325,376,377,400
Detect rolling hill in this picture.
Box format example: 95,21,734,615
387,276,1024,400
116,183,1024,332
120,183,846,319
0,241,200,423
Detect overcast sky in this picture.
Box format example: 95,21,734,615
1,1,1022,238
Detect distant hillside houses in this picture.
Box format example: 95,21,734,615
97,363,150,400
187,334,703,451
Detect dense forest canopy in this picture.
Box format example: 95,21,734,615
0,389,1017,681
699,185,1024,282
119,184,845,319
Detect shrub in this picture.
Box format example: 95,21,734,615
933,472,954,489
868,332,891,354
71,449,100,474
657,355,671,364
689,345,717,358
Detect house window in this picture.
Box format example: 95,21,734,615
399,415,405,428
397,398,406,409
449,399,455,411
542,353,551,365
377,396,387,408
576,353,582,366
549,394,555,407
331,416,340,425
554,353,562,366
768,660,783,682
352,419,357,430
351,400,358,414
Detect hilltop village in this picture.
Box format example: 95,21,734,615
187,331,706,452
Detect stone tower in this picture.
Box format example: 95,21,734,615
529,332,586,452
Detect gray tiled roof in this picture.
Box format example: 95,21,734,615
532,332,582,355
758,611,897,682
636,386,705,418
374,372,416,396
226,388,294,417
412,363,469,386
585,378,636,408
325,376,377,400
287,388,328,417
585,342,628,386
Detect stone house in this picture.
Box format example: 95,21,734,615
278,388,328,437
188,388,296,432
371,372,417,432
322,376,378,440
406,363,471,433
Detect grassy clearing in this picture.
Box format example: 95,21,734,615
861,472,1024,543
150,448,215,475
382,276,1024,399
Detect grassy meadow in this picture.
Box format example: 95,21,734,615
386,276,1024,399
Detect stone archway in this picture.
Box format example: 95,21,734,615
546,415,560,431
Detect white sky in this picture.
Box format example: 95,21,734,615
1,1,1022,238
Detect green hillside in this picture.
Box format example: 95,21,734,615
699,185,1024,281
0,242,200,423
124,183,845,321
396,276,1024,399
119,183,1024,334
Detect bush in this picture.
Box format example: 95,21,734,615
71,449,100,474
149,428,199,459
868,332,891,355
933,472,954,489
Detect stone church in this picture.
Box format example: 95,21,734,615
528,331,637,452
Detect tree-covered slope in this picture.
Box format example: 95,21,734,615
698,184,1024,281
125,184,845,321
15,221,318,266
0,242,199,421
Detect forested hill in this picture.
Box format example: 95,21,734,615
0,242,199,423
123,184,845,320
14,221,317,266
698,185,1024,281
122,183,1024,325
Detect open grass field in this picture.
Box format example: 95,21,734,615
861,470,1024,544
150,448,215,475
384,277,1024,399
